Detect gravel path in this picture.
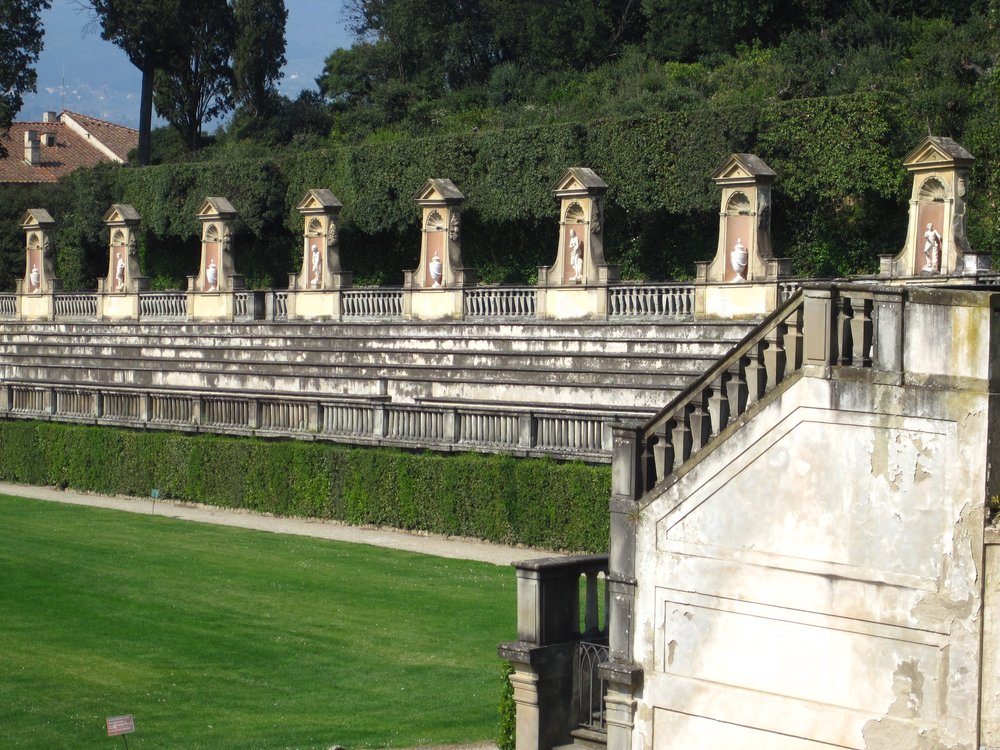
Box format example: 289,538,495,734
0,481,556,567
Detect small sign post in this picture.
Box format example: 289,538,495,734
151,488,160,515
106,714,135,748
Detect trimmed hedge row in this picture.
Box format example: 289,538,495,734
0,420,611,553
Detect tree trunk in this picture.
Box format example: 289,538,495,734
138,64,154,166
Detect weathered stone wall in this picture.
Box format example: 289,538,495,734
626,289,997,749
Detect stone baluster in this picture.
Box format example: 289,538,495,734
688,390,712,454
837,296,854,366
848,294,873,366
726,362,748,419
783,305,804,373
671,409,693,471
707,372,731,436
763,322,788,387
744,345,767,406
649,423,672,488
583,570,601,637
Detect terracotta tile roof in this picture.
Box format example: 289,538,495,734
0,112,138,185
62,110,139,162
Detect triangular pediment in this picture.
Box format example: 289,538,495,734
903,136,974,171
195,196,237,220
414,178,464,204
20,208,55,228
711,154,777,185
551,167,607,195
296,189,342,213
102,204,140,225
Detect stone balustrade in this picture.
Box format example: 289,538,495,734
138,292,187,320
498,554,610,750
0,382,623,462
628,282,905,496
54,293,98,320
464,286,536,318
608,283,695,318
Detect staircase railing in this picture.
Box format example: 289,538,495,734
633,283,900,495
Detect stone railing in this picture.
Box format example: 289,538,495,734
608,283,695,318
778,280,801,303
498,554,610,750
139,292,187,320
54,293,98,320
270,291,288,321
342,288,404,318
0,384,620,462
464,286,536,318
0,294,17,319
234,291,265,321
628,283,904,495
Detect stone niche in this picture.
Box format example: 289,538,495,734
18,208,60,320
880,136,988,277
189,197,243,320
537,167,619,320
403,178,476,320
293,189,349,291
287,189,351,320
98,204,150,318
696,153,790,318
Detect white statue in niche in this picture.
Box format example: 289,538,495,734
206,259,218,291
115,252,126,292
568,228,583,282
310,244,322,288
730,237,748,282
429,254,443,287
29,264,39,292
922,222,942,273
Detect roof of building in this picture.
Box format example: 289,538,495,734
0,111,139,185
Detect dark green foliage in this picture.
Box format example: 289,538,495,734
498,660,516,750
0,92,928,289
0,0,51,154
0,421,611,552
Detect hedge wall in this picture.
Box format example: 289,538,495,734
0,421,611,553
0,92,937,290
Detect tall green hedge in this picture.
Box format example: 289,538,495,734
0,92,935,290
0,420,611,553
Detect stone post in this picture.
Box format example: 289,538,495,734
881,136,986,277
100,204,148,320
537,167,618,320
695,153,790,319
289,189,351,320
18,209,60,321
403,178,476,320
190,197,242,321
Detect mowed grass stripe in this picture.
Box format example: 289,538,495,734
0,494,515,749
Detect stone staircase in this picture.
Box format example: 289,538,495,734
0,319,754,417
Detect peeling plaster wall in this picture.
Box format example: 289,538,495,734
627,294,996,750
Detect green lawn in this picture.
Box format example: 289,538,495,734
0,495,516,749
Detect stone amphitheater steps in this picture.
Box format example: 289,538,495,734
0,319,755,414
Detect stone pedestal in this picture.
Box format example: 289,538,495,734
403,178,476,320
18,208,60,321
98,204,148,320
536,168,619,320
287,188,352,320
695,154,790,319
879,136,987,277
190,197,243,321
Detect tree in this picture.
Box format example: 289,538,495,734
232,0,287,117
152,0,234,150
89,0,191,165
0,0,52,156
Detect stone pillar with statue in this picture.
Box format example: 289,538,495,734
287,189,352,320
188,197,244,321
402,178,476,320
536,167,619,320
17,208,61,320
98,204,148,320
695,153,791,318
879,136,989,278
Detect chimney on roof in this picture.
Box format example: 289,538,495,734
24,130,40,166
42,111,58,123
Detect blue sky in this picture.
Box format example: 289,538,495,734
20,0,354,128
